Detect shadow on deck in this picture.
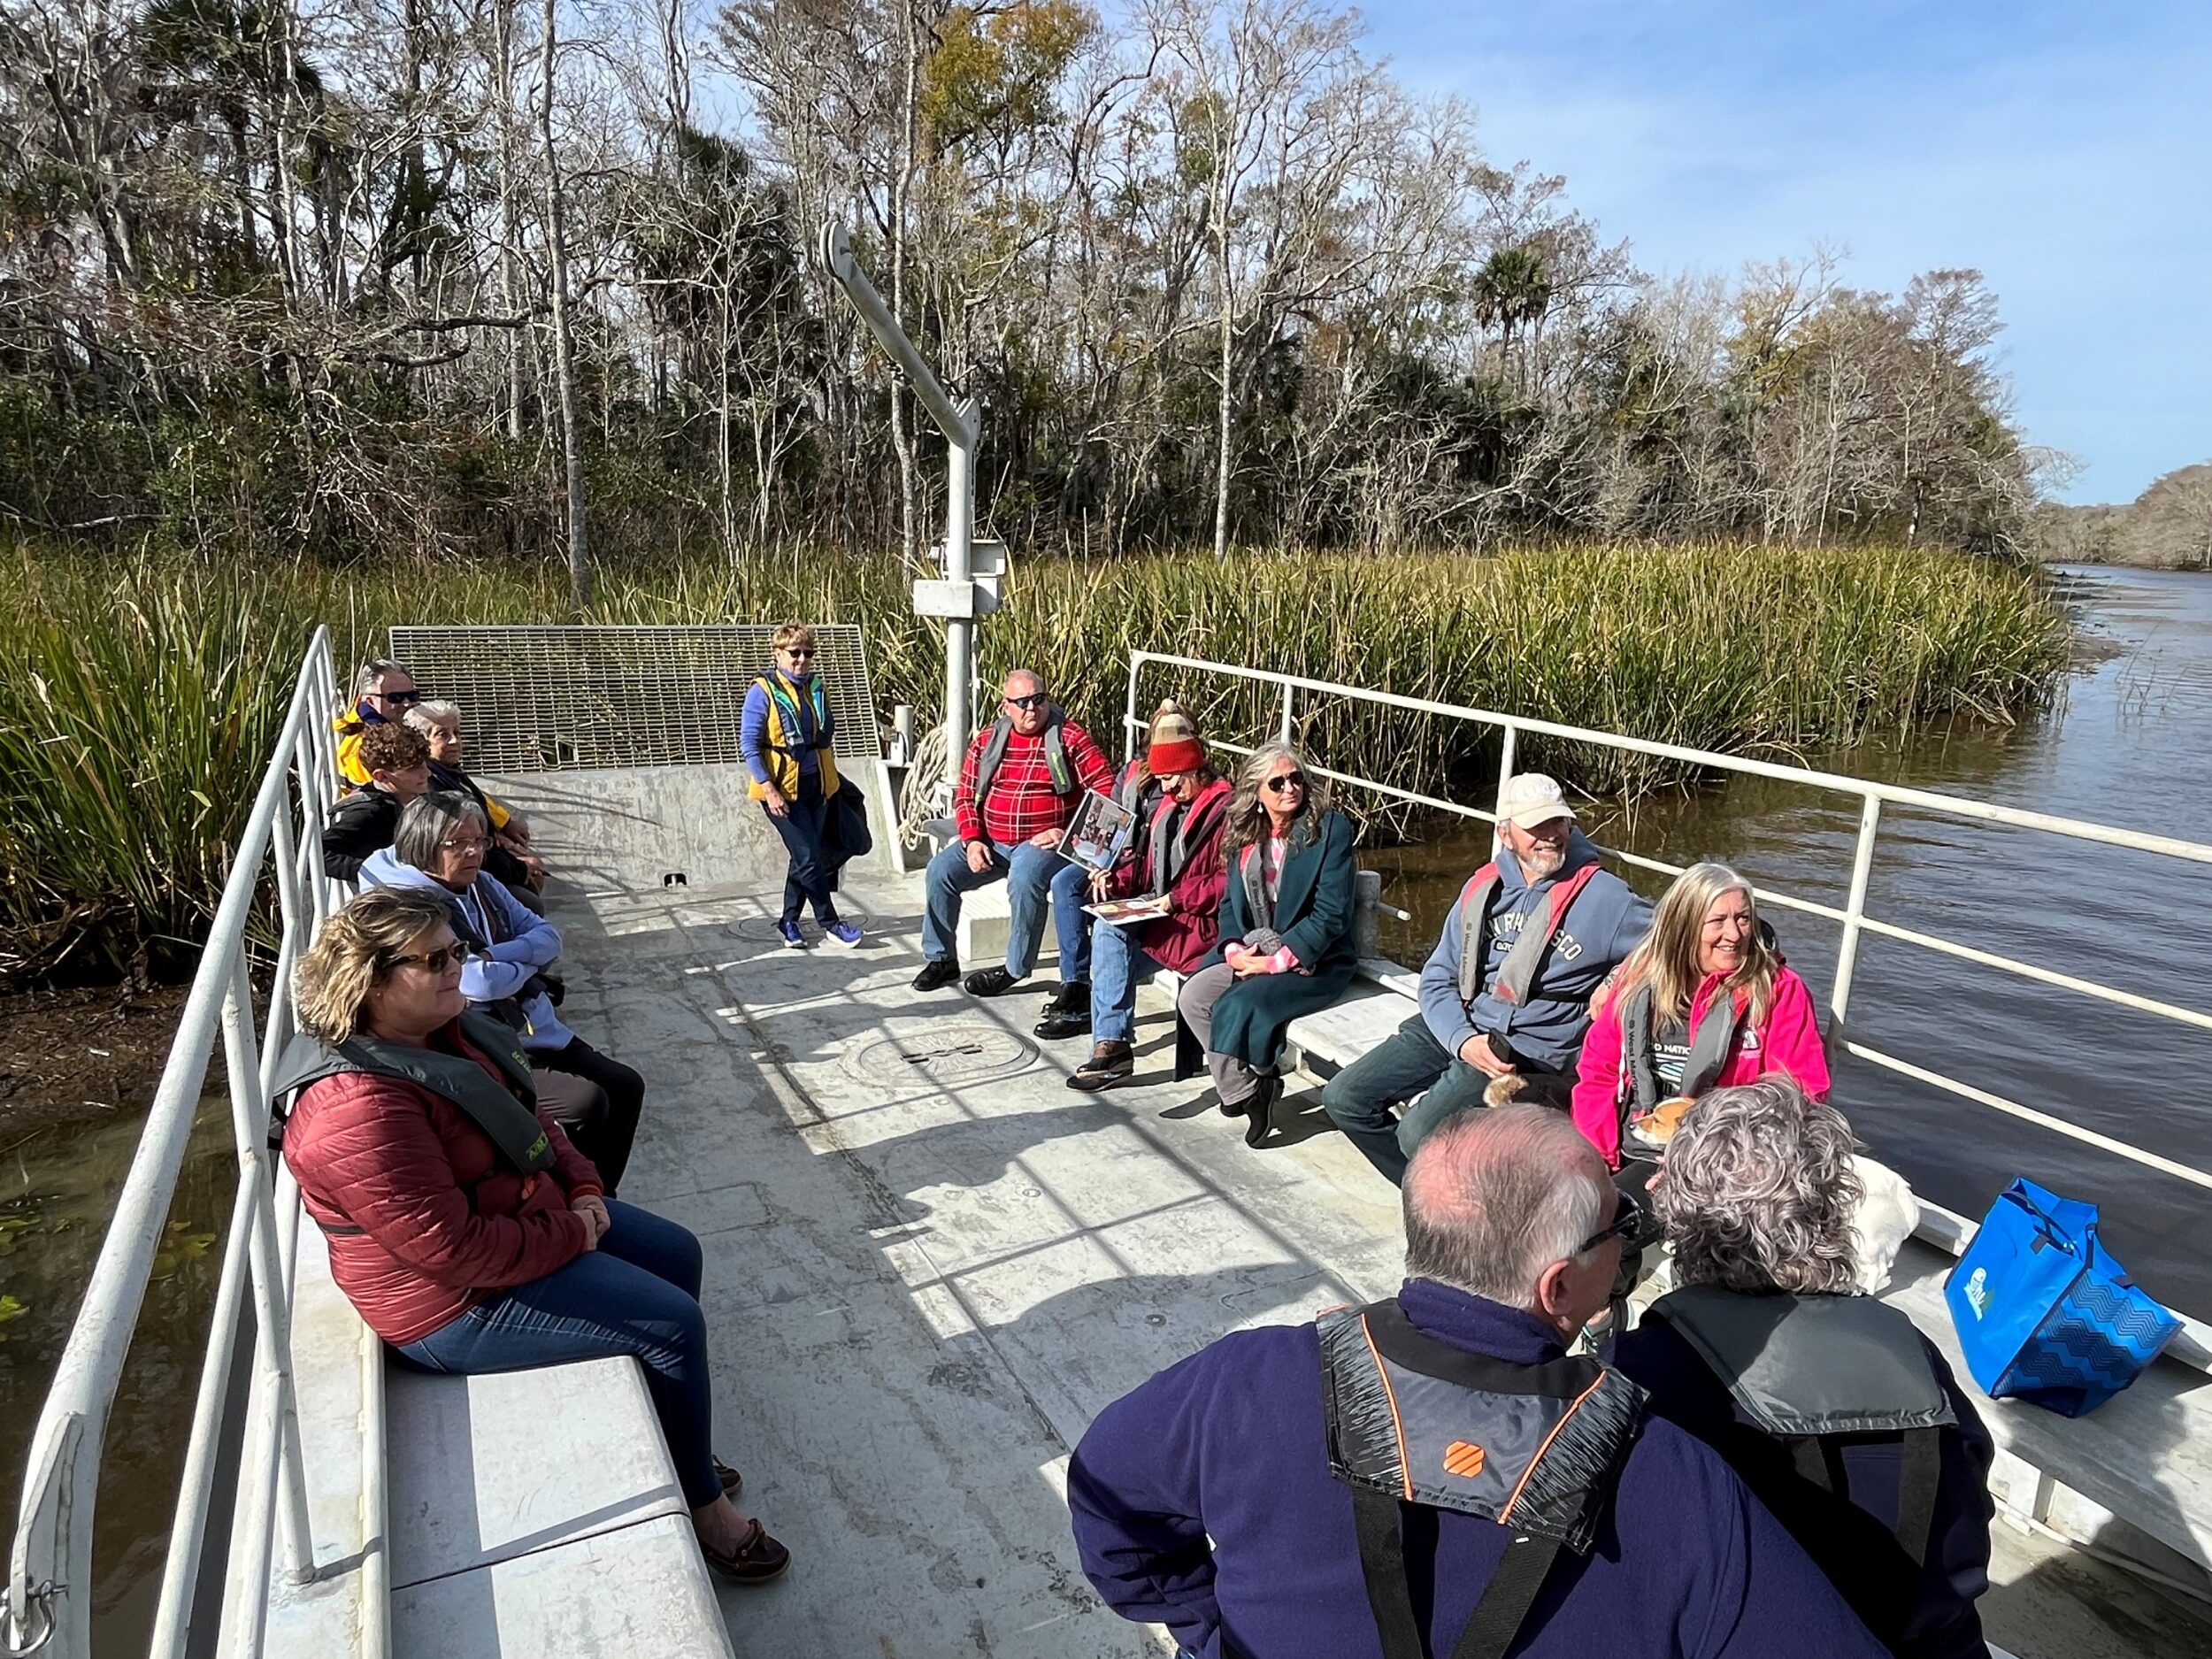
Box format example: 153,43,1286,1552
544,867,2212,1659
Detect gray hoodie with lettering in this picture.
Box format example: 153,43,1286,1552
1417,830,1651,1072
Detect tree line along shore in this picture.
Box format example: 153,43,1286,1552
4,0,2048,582
0,540,2068,987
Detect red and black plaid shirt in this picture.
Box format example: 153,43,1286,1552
955,718,1115,846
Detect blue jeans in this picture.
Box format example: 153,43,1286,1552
1089,917,1161,1043
762,769,840,927
394,1201,722,1508
920,837,1091,981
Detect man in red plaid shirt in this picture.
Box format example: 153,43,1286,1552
916,668,1115,1001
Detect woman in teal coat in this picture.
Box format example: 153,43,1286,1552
1176,742,1358,1146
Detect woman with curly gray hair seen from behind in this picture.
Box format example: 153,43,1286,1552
1612,1079,1995,1659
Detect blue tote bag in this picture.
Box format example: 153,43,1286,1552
1945,1179,2180,1417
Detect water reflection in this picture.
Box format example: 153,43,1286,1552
1368,566,2212,1320
0,1102,235,1652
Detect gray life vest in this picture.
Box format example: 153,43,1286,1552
1320,1299,1646,1659
973,711,1076,801
1238,839,1275,930
1144,790,1225,897
1617,980,1745,1120
1646,1286,1956,1564
1113,760,1160,817
1455,859,1602,1008
272,1010,556,1175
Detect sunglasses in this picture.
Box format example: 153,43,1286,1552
1263,772,1307,795
781,648,813,659
377,688,422,706
1578,1188,1645,1256
388,943,470,973
1003,692,1048,710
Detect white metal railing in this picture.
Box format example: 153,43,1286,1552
1124,652,2212,1196
4,632,339,1659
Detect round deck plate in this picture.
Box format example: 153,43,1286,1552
843,1021,1039,1090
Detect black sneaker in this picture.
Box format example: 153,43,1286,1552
1242,1072,1284,1148
964,966,1020,997
912,957,961,992
1035,1009,1092,1040
1033,981,1091,1039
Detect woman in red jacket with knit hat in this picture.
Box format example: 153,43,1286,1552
278,887,789,1583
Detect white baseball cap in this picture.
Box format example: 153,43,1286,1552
1497,772,1577,830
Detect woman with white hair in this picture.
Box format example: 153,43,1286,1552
1571,861,1830,1170
402,697,547,908
1612,1079,1995,1659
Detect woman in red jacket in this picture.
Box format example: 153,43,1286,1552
1571,861,1832,1171
280,887,789,1582
1065,715,1233,1090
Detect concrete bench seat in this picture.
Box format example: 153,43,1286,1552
257,1214,390,1655
387,1358,733,1657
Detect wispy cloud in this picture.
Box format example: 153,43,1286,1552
1356,0,2212,503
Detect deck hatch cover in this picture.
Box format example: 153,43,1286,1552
387,624,882,773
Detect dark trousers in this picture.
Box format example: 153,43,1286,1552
1320,1013,1568,1187
395,1201,721,1508
764,770,841,927
530,1037,645,1196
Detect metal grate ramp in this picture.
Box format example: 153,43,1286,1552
388,624,881,773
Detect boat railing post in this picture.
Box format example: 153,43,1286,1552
1493,723,1519,847
1828,793,1885,1042
1124,655,1142,765
221,957,316,1586
1278,678,1294,745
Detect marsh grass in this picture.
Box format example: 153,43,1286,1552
0,540,2067,981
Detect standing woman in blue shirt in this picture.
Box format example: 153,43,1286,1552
742,623,863,949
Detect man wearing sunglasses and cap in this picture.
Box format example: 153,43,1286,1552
915,668,1115,999
1322,772,1651,1187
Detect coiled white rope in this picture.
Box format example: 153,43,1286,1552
896,719,952,851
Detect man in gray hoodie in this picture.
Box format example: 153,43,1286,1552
1322,773,1651,1185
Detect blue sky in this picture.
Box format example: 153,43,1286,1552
1354,1,2211,504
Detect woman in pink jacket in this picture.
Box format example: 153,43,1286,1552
1572,861,1832,1170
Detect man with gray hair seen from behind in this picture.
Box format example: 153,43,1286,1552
1613,1079,1995,1659
914,668,1114,1002
1067,1103,1888,1659
1323,772,1652,1186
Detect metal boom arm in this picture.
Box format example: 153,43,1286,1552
817,223,984,766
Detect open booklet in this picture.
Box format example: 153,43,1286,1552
1056,787,1139,875
1082,893,1171,926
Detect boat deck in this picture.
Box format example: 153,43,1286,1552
550,865,2212,1658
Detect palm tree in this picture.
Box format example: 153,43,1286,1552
1471,244,1553,391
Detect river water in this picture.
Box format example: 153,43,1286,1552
2,564,2208,1647
1368,564,2212,1321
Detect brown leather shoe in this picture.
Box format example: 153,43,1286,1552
703,1517,790,1584
1067,1040,1133,1091
714,1457,742,1497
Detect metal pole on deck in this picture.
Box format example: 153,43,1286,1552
817,223,986,763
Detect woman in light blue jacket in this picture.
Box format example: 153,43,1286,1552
362,792,646,1192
